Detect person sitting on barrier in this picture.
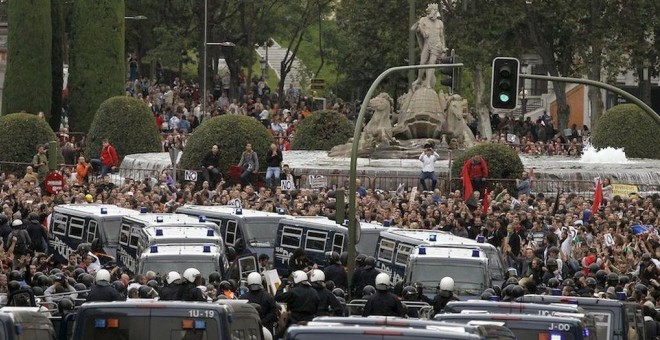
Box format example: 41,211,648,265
202,144,222,188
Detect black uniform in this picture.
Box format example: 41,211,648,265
312,284,344,316
240,289,278,327
275,283,320,323
180,283,206,301
159,284,181,300
86,283,125,302
431,293,459,315
351,267,364,297
359,267,379,292
323,263,348,291
362,290,405,317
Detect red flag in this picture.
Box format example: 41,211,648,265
461,161,473,202
482,188,489,214
592,178,603,212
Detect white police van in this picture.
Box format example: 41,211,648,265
137,244,257,280
48,204,139,264
403,246,491,299
273,217,388,276
116,213,225,275
374,229,505,285
176,205,290,260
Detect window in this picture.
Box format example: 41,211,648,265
129,227,139,248
68,217,85,240
52,214,67,235
395,244,413,266
120,224,130,245
225,220,237,245
305,230,327,253
332,233,345,254
87,221,98,243
378,239,396,263
280,226,302,248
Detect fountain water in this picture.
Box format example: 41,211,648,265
580,143,630,164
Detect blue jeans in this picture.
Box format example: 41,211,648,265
240,169,254,185
91,159,111,177
419,171,437,191
265,167,281,188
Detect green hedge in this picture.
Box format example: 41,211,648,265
1,0,52,119
179,115,274,176
451,142,524,190
591,104,660,159
68,0,125,133
0,113,61,175
85,96,161,160
291,110,353,150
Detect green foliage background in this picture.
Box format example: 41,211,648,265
1,0,52,119
0,113,61,175
291,110,353,150
451,143,524,190
68,0,125,133
179,115,274,176
84,96,162,160
591,104,660,159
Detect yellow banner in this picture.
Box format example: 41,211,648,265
611,183,638,197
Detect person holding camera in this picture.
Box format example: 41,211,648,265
238,143,259,186
419,144,440,192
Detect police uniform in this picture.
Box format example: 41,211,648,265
180,282,206,301
362,290,405,317
323,263,347,291
159,284,181,301
86,283,125,302
312,283,344,316
240,288,278,327
275,283,320,323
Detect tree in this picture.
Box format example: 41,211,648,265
291,110,353,150
2,0,52,119
68,0,125,133
51,0,65,131
0,113,61,175
591,104,660,159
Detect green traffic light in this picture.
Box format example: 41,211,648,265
499,93,510,103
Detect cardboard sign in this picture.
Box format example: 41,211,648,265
611,183,639,198
184,170,198,181
308,175,327,189
263,269,281,296
281,180,293,191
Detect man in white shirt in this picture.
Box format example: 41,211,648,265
419,145,440,192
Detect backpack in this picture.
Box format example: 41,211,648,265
12,230,31,255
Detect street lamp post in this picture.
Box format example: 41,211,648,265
259,57,267,79
520,63,528,117
202,0,235,117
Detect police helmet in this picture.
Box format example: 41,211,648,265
619,275,630,285
364,256,376,269
95,269,111,284
292,270,308,284
375,273,390,291
546,258,558,268
339,251,349,266
607,272,618,285
355,254,367,266
548,278,560,289
635,284,648,297
208,272,221,284
588,263,600,274
112,281,126,294
73,268,85,279
31,286,44,297
332,288,345,299
7,281,20,293
481,292,494,300
595,270,607,283
585,277,597,288
439,277,455,292
183,268,201,283
58,297,75,314
9,271,22,282
166,271,182,285
138,285,158,299
219,281,233,291
309,269,325,283
563,279,575,288
402,286,417,300
362,285,376,297
510,285,525,299
226,247,237,262
247,272,263,291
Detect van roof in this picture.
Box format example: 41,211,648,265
516,294,627,307
54,204,138,217
177,205,289,219
381,228,484,246
280,217,349,231
140,243,222,257
123,213,218,227
445,301,583,313
286,325,481,339
142,226,221,240
410,246,487,260
77,300,232,312
435,313,583,324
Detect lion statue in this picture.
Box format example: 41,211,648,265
362,92,396,147
443,94,476,148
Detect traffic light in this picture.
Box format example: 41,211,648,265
491,57,520,110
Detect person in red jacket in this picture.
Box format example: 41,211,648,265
462,155,488,195
91,139,119,177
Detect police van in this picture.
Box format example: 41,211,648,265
176,205,290,260
0,307,56,340
273,216,388,276
444,300,588,316
136,243,256,280
48,204,139,263
286,324,483,340
375,229,505,285
115,213,224,274
435,313,596,340
403,246,490,299
71,300,265,340
517,294,646,340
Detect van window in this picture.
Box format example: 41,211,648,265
87,221,98,243
590,312,611,340
332,233,345,254
69,217,85,240
281,226,302,248
625,303,643,340
225,220,237,245
120,224,130,245
52,214,67,235
305,230,327,253
395,244,413,266
378,239,396,263
129,228,139,248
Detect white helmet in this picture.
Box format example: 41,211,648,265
96,269,111,282
166,271,182,285
375,272,390,291
439,277,454,291
247,272,263,290
183,268,201,283
292,270,308,284
309,269,325,283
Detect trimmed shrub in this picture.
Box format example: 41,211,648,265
591,104,660,159
179,115,274,176
291,110,353,150
85,96,161,160
68,0,125,133
451,142,524,190
0,113,61,175
1,0,52,118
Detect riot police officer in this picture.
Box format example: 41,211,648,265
275,270,320,324
323,252,347,290
310,269,344,316
240,272,278,331
431,277,458,315
86,269,125,302
159,271,182,300
180,268,206,301
362,273,405,317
